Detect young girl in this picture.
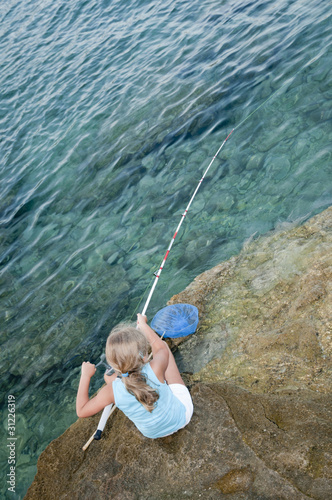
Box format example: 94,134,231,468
76,313,193,438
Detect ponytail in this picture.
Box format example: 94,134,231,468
106,324,159,412
122,370,159,412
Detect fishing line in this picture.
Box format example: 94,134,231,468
235,52,321,132
130,269,156,321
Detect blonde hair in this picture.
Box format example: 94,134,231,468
106,324,159,412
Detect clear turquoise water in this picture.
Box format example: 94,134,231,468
0,0,331,497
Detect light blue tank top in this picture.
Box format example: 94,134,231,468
112,363,186,438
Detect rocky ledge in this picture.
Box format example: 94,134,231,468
25,207,332,499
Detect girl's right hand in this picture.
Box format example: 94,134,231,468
137,313,148,330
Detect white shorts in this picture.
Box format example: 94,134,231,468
169,384,194,426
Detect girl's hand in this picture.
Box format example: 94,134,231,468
137,313,148,330
81,361,96,378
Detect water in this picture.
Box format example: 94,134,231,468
0,0,331,496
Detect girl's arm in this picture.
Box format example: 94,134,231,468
137,313,169,382
137,314,166,354
76,361,116,418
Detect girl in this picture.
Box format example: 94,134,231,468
76,313,193,438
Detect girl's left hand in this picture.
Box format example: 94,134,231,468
81,361,96,378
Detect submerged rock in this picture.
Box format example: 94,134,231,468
25,207,332,499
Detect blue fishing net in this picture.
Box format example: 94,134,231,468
151,303,199,338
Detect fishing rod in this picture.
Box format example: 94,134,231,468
82,127,234,451
141,129,234,316
82,52,321,450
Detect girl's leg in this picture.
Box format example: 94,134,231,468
164,344,185,386
165,345,194,427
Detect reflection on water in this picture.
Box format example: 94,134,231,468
0,0,331,496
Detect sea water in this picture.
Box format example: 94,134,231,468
0,0,331,496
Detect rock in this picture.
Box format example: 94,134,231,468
26,382,331,500
213,467,253,493
171,206,332,395
25,207,332,499
106,251,119,265
245,153,264,171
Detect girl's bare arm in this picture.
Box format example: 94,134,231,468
137,313,169,382
137,314,167,354
76,362,116,418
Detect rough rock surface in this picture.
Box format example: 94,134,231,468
171,208,332,395
25,207,332,499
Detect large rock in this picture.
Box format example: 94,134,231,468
24,382,332,500
25,207,332,499
171,207,332,395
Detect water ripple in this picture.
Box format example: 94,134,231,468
0,0,331,496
